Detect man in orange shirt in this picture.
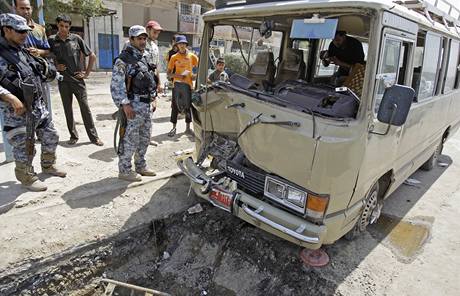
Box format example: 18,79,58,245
167,35,198,137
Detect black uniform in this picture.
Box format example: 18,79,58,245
48,33,99,142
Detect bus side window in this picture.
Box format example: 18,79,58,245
397,42,412,85
411,32,425,100
444,39,459,93
454,42,460,90
416,32,442,101
436,37,449,95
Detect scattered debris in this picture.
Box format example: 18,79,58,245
403,178,422,186
173,148,194,156
162,251,171,260
187,203,203,214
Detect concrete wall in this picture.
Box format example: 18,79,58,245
122,4,178,32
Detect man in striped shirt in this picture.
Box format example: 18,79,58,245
14,0,50,57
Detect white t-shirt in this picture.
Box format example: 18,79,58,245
145,39,160,66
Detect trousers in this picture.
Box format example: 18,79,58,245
118,101,152,174
170,82,192,124
58,80,98,142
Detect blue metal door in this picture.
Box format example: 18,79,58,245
98,33,119,69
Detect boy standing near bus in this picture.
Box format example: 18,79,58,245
208,58,229,83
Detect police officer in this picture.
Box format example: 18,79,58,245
111,25,157,182
0,13,66,191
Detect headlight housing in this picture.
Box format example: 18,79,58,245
264,176,328,219
285,186,308,208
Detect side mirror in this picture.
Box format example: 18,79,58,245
371,84,414,135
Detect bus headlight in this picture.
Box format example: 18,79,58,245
265,176,328,218
285,186,307,208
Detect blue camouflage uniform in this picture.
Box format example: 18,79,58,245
111,43,156,175
0,14,59,183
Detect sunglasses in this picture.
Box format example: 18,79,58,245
14,29,29,34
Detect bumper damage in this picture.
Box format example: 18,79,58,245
178,157,327,249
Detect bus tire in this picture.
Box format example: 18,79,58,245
345,182,381,241
421,141,441,171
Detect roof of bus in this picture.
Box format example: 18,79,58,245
203,0,459,38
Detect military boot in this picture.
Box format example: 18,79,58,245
136,168,156,177
118,171,142,182
41,152,67,177
15,161,47,192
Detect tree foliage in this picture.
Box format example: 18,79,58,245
43,0,108,22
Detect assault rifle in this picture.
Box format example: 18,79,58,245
20,79,37,169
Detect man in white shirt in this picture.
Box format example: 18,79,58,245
145,20,163,94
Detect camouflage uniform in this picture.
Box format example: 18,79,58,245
111,43,156,175
0,14,63,188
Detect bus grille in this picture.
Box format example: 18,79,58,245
225,161,266,195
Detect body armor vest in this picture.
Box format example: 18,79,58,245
117,47,157,100
0,42,54,102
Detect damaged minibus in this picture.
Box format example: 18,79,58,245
178,0,460,249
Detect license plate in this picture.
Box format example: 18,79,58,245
209,187,234,212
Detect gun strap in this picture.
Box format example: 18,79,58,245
0,43,35,79
0,43,41,100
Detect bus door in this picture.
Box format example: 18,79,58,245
362,28,416,190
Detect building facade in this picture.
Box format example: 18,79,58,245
85,0,213,71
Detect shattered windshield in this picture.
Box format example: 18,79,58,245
202,14,370,119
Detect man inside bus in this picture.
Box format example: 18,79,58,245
321,31,365,85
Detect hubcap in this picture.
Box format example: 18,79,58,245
358,189,379,231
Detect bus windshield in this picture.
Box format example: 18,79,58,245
202,13,371,119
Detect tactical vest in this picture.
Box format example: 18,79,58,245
0,42,46,102
117,47,157,100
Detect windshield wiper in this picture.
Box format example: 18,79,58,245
237,113,263,140
261,120,301,127
238,113,302,140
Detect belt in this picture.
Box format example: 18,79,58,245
129,94,151,104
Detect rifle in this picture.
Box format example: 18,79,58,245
113,76,132,155
20,79,37,170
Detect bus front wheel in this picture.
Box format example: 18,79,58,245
345,182,382,241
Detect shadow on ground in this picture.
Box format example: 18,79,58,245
61,177,129,209
96,113,116,121
58,141,93,148
152,116,171,124
0,181,27,214
151,131,195,145
89,148,117,163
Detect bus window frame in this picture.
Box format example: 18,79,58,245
416,31,443,102
443,38,460,94
373,29,416,114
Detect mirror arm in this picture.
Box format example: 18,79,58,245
369,103,397,136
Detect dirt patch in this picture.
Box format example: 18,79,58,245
1,204,341,296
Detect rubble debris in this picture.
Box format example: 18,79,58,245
187,203,203,214
162,251,171,260
173,148,194,156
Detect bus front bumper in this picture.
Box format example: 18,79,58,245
178,157,327,249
